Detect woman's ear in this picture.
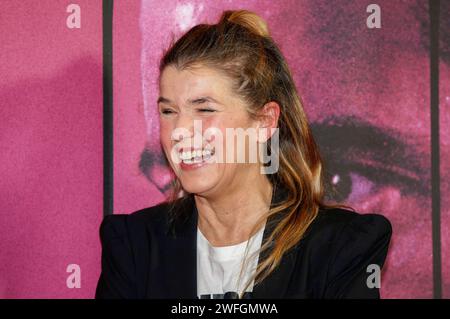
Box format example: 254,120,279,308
256,101,280,143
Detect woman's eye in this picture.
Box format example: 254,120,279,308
197,108,216,113
160,109,175,115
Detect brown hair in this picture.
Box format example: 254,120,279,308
158,9,352,297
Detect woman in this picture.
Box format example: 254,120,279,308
95,9,392,299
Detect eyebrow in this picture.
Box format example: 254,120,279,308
310,116,430,195
157,96,221,106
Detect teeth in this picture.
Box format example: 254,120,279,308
181,151,190,160
179,148,214,163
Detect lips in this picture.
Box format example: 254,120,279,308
178,147,215,164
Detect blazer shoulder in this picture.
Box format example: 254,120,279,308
299,207,392,298
98,200,172,241
127,200,172,225
308,207,392,240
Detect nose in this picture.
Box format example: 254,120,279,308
171,113,194,142
171,114,205,150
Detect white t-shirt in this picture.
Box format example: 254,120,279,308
196,225,266,299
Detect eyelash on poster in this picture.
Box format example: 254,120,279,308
335,163,427,197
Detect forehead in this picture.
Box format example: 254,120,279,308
159,65,234,100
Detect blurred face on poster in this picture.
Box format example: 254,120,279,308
138,0,449,297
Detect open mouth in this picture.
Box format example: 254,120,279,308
178,147,216,165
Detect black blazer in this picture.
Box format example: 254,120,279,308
95,186,392,299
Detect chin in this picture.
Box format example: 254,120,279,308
178,176,220,196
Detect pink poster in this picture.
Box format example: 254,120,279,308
1,0,448,299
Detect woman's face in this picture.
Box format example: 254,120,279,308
158,65,261,197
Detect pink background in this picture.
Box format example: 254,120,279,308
0,1,102,298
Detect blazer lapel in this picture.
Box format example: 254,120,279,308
252,184,298,298
251,216,298,298
146,197,198,299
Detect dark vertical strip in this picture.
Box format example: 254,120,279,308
103,0,114,217
429,0,441,299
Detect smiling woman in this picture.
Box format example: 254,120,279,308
95,9,392,299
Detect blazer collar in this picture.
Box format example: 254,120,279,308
252,183,297,299
148,183,296,299
146,196,198,299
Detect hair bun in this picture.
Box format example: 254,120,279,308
219,10,270,37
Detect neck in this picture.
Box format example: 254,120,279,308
194,172,273,247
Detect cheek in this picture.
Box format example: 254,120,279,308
159,121,173,149
205,116,255,163
201,117,224,144
205,114,251,135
